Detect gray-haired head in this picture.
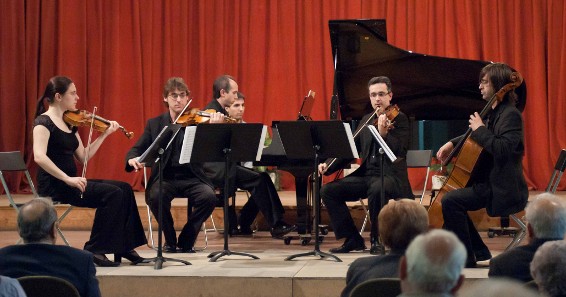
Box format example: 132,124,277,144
403,229,467,294
17,198,57,244
525,192,566,239
530,240,566,297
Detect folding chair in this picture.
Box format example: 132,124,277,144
0,151,72,246
358,150,432,234
18,275,80,297
349,278,401,297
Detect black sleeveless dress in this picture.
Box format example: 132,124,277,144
34,115,146,254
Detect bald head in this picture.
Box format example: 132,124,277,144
17,198,57,243
525,193,566,239
402,229,467,294
378,199,428,251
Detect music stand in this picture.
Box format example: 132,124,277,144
179,123,266,262
367,125,397,254
297,90,315,121
138,124,191,269
278,121,358,262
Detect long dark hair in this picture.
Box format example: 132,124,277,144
34,76,74,118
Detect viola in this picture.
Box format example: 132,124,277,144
63,109,134,139
175,108,239,126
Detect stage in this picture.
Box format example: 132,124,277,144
1,191,563,297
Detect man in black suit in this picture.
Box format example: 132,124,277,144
319,76,413,254
125,77,219,253
341,198,428,297
0,198,101,297
489,193,566,282
203,75,295,238
437,62,529,268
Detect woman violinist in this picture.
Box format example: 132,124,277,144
33,76,147,267
435,63,528,268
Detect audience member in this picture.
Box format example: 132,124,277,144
0,198,101,297
489,192,566,282
398,229,467,297
530,240,566,297
0,275,27,297
458,278,539,297
341,199,428,297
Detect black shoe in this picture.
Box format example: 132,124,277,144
271,222,297,238
329,237,366,253
163,244,178,253
114,250,148,265
180,247,196,253
465,260,477,268
93,254,120,267
475,249,492,262
231,226,254,237
370,242,385,255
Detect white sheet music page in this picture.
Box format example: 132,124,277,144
344,123,360,159
179,126,197,164
256,125,268,161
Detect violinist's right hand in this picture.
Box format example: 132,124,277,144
128,157,144,172
436,142,454,163
318,163,328,175
65,176,87,192
209,112,225,123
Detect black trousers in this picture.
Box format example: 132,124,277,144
52,179,147,254
441,187,490,263
321,174,398,241
217,166,285,228
147,177,216,249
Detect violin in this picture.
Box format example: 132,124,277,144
374,104,400,130
175,108,239,126
63,109,134,139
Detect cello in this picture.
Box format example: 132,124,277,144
428,72,524,228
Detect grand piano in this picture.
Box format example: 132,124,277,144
257,19,527,234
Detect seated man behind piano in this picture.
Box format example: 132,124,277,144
204,75,295,238
318,76,413,254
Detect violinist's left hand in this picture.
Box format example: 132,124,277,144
469,112,484,131
377,113,389,136
104,121,120,135
209,112,225,123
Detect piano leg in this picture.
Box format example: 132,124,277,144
295,177,310,234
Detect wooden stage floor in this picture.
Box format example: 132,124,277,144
1,191,564,297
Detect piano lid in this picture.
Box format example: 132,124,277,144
329,19,526,121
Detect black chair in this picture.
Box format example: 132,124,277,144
349,278,401,297
18,275,80,297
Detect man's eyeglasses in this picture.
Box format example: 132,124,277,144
370,92,390,98
168,92,189,100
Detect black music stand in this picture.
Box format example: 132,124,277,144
179,123,265,262
367,125,397,254
278,121,358,262
138,124,191,269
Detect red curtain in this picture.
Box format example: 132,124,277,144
1,0,565,193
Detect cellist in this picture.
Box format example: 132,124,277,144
436,63,528,268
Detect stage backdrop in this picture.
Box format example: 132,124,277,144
1,0,565,193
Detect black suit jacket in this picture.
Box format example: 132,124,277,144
124,112,214,195
488,238,561,282
341,251,403,297
0,244,100,297
452,101,528,216
326,110,413,198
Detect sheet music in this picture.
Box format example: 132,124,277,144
256,125,268,161
179,126,197,164
343,123,360,159
367,125,396,162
